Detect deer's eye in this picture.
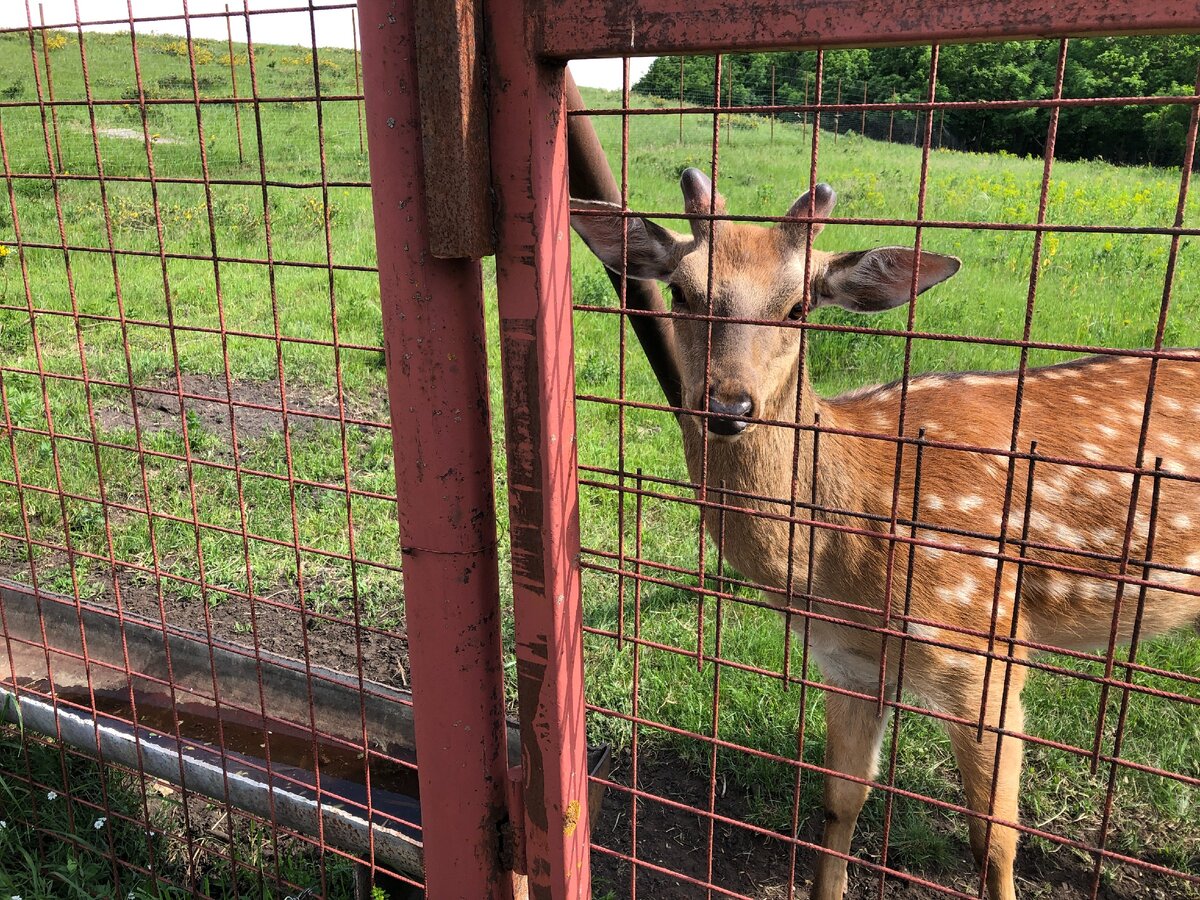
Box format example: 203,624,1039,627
787,301,806,321
669,284,689,309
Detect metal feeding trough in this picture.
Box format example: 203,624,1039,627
0,580,611,892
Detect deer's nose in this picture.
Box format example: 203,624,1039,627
706,390,753,436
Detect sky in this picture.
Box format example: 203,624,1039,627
0,0,655,89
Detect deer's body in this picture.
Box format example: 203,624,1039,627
572,171,1200,900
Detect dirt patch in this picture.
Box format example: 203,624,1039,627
95,374,389,448
91,126,177,144
0,552,408,686
589,754,1192,899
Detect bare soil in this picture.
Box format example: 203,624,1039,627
94,373,389,450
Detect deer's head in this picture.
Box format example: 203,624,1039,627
571,169,961,438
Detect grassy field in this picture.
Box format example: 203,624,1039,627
1,25,1198,899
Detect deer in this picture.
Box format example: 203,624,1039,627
570,168,1200,900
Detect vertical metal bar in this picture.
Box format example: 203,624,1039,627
888,93,895,142
627,470,645,900
224,4,244,164
861,80,868,134
37,3,63,173
352,7,364,154
485,0,591,895
358,2,511,897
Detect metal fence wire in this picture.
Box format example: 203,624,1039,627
0,2,425,897
2,2,1200,900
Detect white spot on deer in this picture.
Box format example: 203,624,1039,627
942,652,981,672
1163,459,1187,474
958,495,985,513
1056,525,1086,548
1172,514,1193,530
1160,434,1182,449
1045,576,1072,602
1081,444,1105,461
1126,399,1146,414
1162,397,1182,413
1090,526,1118,546
1071,394,1090,406
1084,478,1111,497
1042,370,1062,381
1097,423,1118,440
907,623,941,642
925,494,945,512
1186,553,1200,572
961,375,993,388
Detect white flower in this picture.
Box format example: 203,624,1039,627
14,894,24,900
128,893,136,899
93,817,107,829
0,819,6,828
46,791,57,801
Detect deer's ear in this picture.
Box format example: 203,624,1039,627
816,247,961,313
570,199,686,281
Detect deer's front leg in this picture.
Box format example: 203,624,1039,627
810,687,889,900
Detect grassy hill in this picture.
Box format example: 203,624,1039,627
0,27,1197,899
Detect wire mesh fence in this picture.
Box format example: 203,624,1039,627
3,2,1200,900
0,3,425,897
569,37,1200,900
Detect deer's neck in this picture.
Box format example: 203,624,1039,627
680,367,867,588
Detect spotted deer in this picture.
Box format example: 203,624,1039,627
571,169,1200,900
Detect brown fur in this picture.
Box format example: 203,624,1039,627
573,186,1200,900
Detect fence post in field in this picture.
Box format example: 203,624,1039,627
224,4,244,164
889,91,896,141
803,71,810,140
679,55,685,143
861,80,868,134
485,0,593,896
358,0,514,896
727,62,734,145
834,76,842,142
352,7,364,153
770,63,775,143
37,3,64,172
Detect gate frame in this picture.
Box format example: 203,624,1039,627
370,0,1200,897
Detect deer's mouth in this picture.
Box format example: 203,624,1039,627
707,415,751,437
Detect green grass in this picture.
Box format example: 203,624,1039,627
0,29,1198,898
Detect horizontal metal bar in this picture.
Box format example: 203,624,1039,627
535,0,1200,59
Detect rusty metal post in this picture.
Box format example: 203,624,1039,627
224,4,244,164
679,55,685,143
485,0,592,895
861,79,868,134
352,7,364,154
38,3,64,172
889,92,895,141
357,2,512,898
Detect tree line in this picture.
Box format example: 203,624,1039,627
634,38,1200,166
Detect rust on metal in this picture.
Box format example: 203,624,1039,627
413,0,495,258
535,0,1200,59
360,0,510,896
